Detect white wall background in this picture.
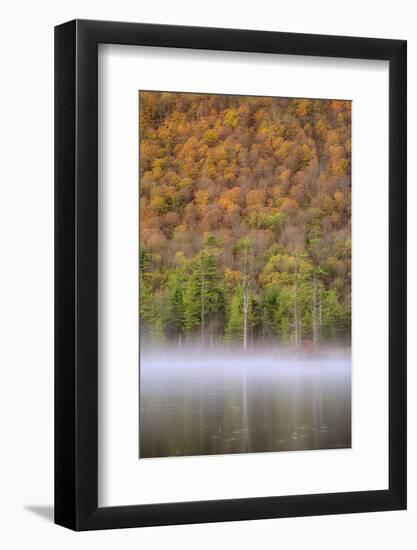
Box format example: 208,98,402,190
0,0,414,548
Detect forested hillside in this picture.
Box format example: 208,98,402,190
139,92,351,350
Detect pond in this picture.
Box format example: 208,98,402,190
139,353,351,458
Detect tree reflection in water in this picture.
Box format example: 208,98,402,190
139,352,351,459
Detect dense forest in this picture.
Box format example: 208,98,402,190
139,91,351,351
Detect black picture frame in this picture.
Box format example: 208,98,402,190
55,19,407,531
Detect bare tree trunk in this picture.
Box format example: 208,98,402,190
319,286,322,329
312,269,318,345
201,268,205,346
294,264,299,349
243,304,247,351
242,246,249,353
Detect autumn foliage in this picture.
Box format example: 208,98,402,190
139,91,351,349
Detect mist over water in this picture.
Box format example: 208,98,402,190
139,350,351,458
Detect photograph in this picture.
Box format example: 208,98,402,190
139,91,352,459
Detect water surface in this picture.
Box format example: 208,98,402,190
139,353,351,458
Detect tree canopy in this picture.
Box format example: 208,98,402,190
140,91,351,350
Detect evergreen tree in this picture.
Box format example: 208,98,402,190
225,287,244,344
148,291,166,346
139,246,154,340
183,236,225,343
165,270,186,340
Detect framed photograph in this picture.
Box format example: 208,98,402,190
55,19,406,530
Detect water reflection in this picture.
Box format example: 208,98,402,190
139,353,351,458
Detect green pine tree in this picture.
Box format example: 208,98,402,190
225,287,244,344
